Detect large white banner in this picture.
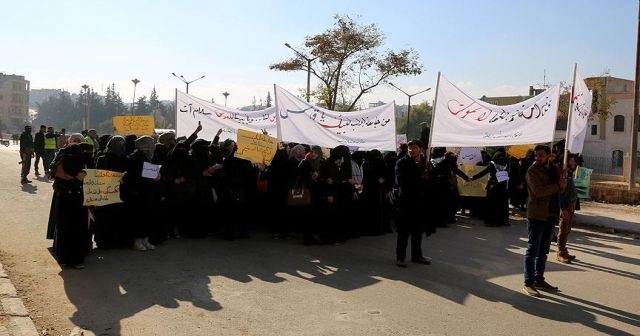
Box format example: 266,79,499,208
566,69,592,154
431,74,560,147
176,90,277,141
274,85,397,151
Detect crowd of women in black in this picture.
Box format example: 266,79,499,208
46,124,570,269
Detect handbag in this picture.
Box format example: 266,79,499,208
287,186,311,206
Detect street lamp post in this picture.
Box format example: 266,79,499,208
81,84,90,129
389,83,431,138
284,43,319,103
131,78,140,114
222,92,230,107
171,73,205,94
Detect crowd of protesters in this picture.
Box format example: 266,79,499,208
17,123,581,289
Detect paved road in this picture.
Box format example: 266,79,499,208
0,145,639,336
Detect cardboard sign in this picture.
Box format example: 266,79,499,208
113,115,155,136
507,144,535,159
83,169,124,206
574,166,593,199
142,162,161,179
458,147,483,165
496,170,509,182
457,165,489,197
235,129,278,165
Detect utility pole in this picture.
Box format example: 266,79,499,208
389,83,431,138
284,43,319,102
81,84,90,129
222,92,230,107
131,78,140,114
171,73,205,94
630,0,640,189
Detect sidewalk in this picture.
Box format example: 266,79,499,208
0,262,38,336
574,201,640,235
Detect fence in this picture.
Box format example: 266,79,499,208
582,155,640,176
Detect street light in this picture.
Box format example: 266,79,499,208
389,82,431,138
222,92,230,107
81,84,90,129
284,43,319,102
131,78,140,114
171,73,205,94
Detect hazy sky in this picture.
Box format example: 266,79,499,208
1,0,637,108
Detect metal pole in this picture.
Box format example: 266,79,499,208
186,83,189,94
629,0,640,189
563,63,578,168
132,84,137,115
406,95,412,137
427,72,441,163
306,59,311,102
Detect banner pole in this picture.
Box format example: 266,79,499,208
426,72,441,163
563,63,578,167
174,88,178,136
274,84,282,141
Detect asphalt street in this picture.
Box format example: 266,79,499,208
0,145,638,336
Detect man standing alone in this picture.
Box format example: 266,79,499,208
394,139,432,267
33,125,46,175
522,145,565,296
19,125,34,184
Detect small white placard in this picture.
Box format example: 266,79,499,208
496,170,509,183
142,161,161,179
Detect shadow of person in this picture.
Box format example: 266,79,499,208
21,183,37,193
61,240,223,336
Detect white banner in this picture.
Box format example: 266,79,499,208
431,74,560,147
176,90,277,141
567,68,592,154
274,85,396,151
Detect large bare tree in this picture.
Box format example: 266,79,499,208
270,15,423,111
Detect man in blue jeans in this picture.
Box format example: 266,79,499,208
522,145,566,296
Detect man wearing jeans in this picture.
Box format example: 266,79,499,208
522,145,566,296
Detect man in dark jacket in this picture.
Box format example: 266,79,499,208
522,145,565,296
394,140,432,267
34,125,46,175
19,125,34,184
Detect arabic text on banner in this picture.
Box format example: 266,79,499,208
274,85,397,151
176,90,277,141
235,129,278,165
567,68,592,154
574,166,593,199
431,74,560,147
112,116,155,136
83,169,124,206
457,165,489,197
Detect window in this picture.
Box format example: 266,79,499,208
591,125,597,135
612,150,623,168
614,115,625,132
556,117,567,131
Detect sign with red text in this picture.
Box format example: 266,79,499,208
431,74,560,147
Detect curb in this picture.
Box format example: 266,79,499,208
0,263,38,336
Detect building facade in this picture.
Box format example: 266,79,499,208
0,73,30,133
561,76,638,175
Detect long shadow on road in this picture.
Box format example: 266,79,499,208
59,219,640,336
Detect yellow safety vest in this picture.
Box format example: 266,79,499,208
44,136,57,150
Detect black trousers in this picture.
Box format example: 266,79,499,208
395,208,423,261
21,154,32,179
34,152,44,172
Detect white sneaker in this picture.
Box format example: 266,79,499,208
142,237,155,250
133,239,147,251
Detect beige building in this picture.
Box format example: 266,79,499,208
0,73,30,133
553,76,638,175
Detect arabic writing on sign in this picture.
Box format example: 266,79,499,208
572,92,590,119
83,169,124,206
482,131,523,139
279,106,391,135
447,95,554,124
112,116,155,136
213,111,276,124
235,129,278,165
179,104,212,118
